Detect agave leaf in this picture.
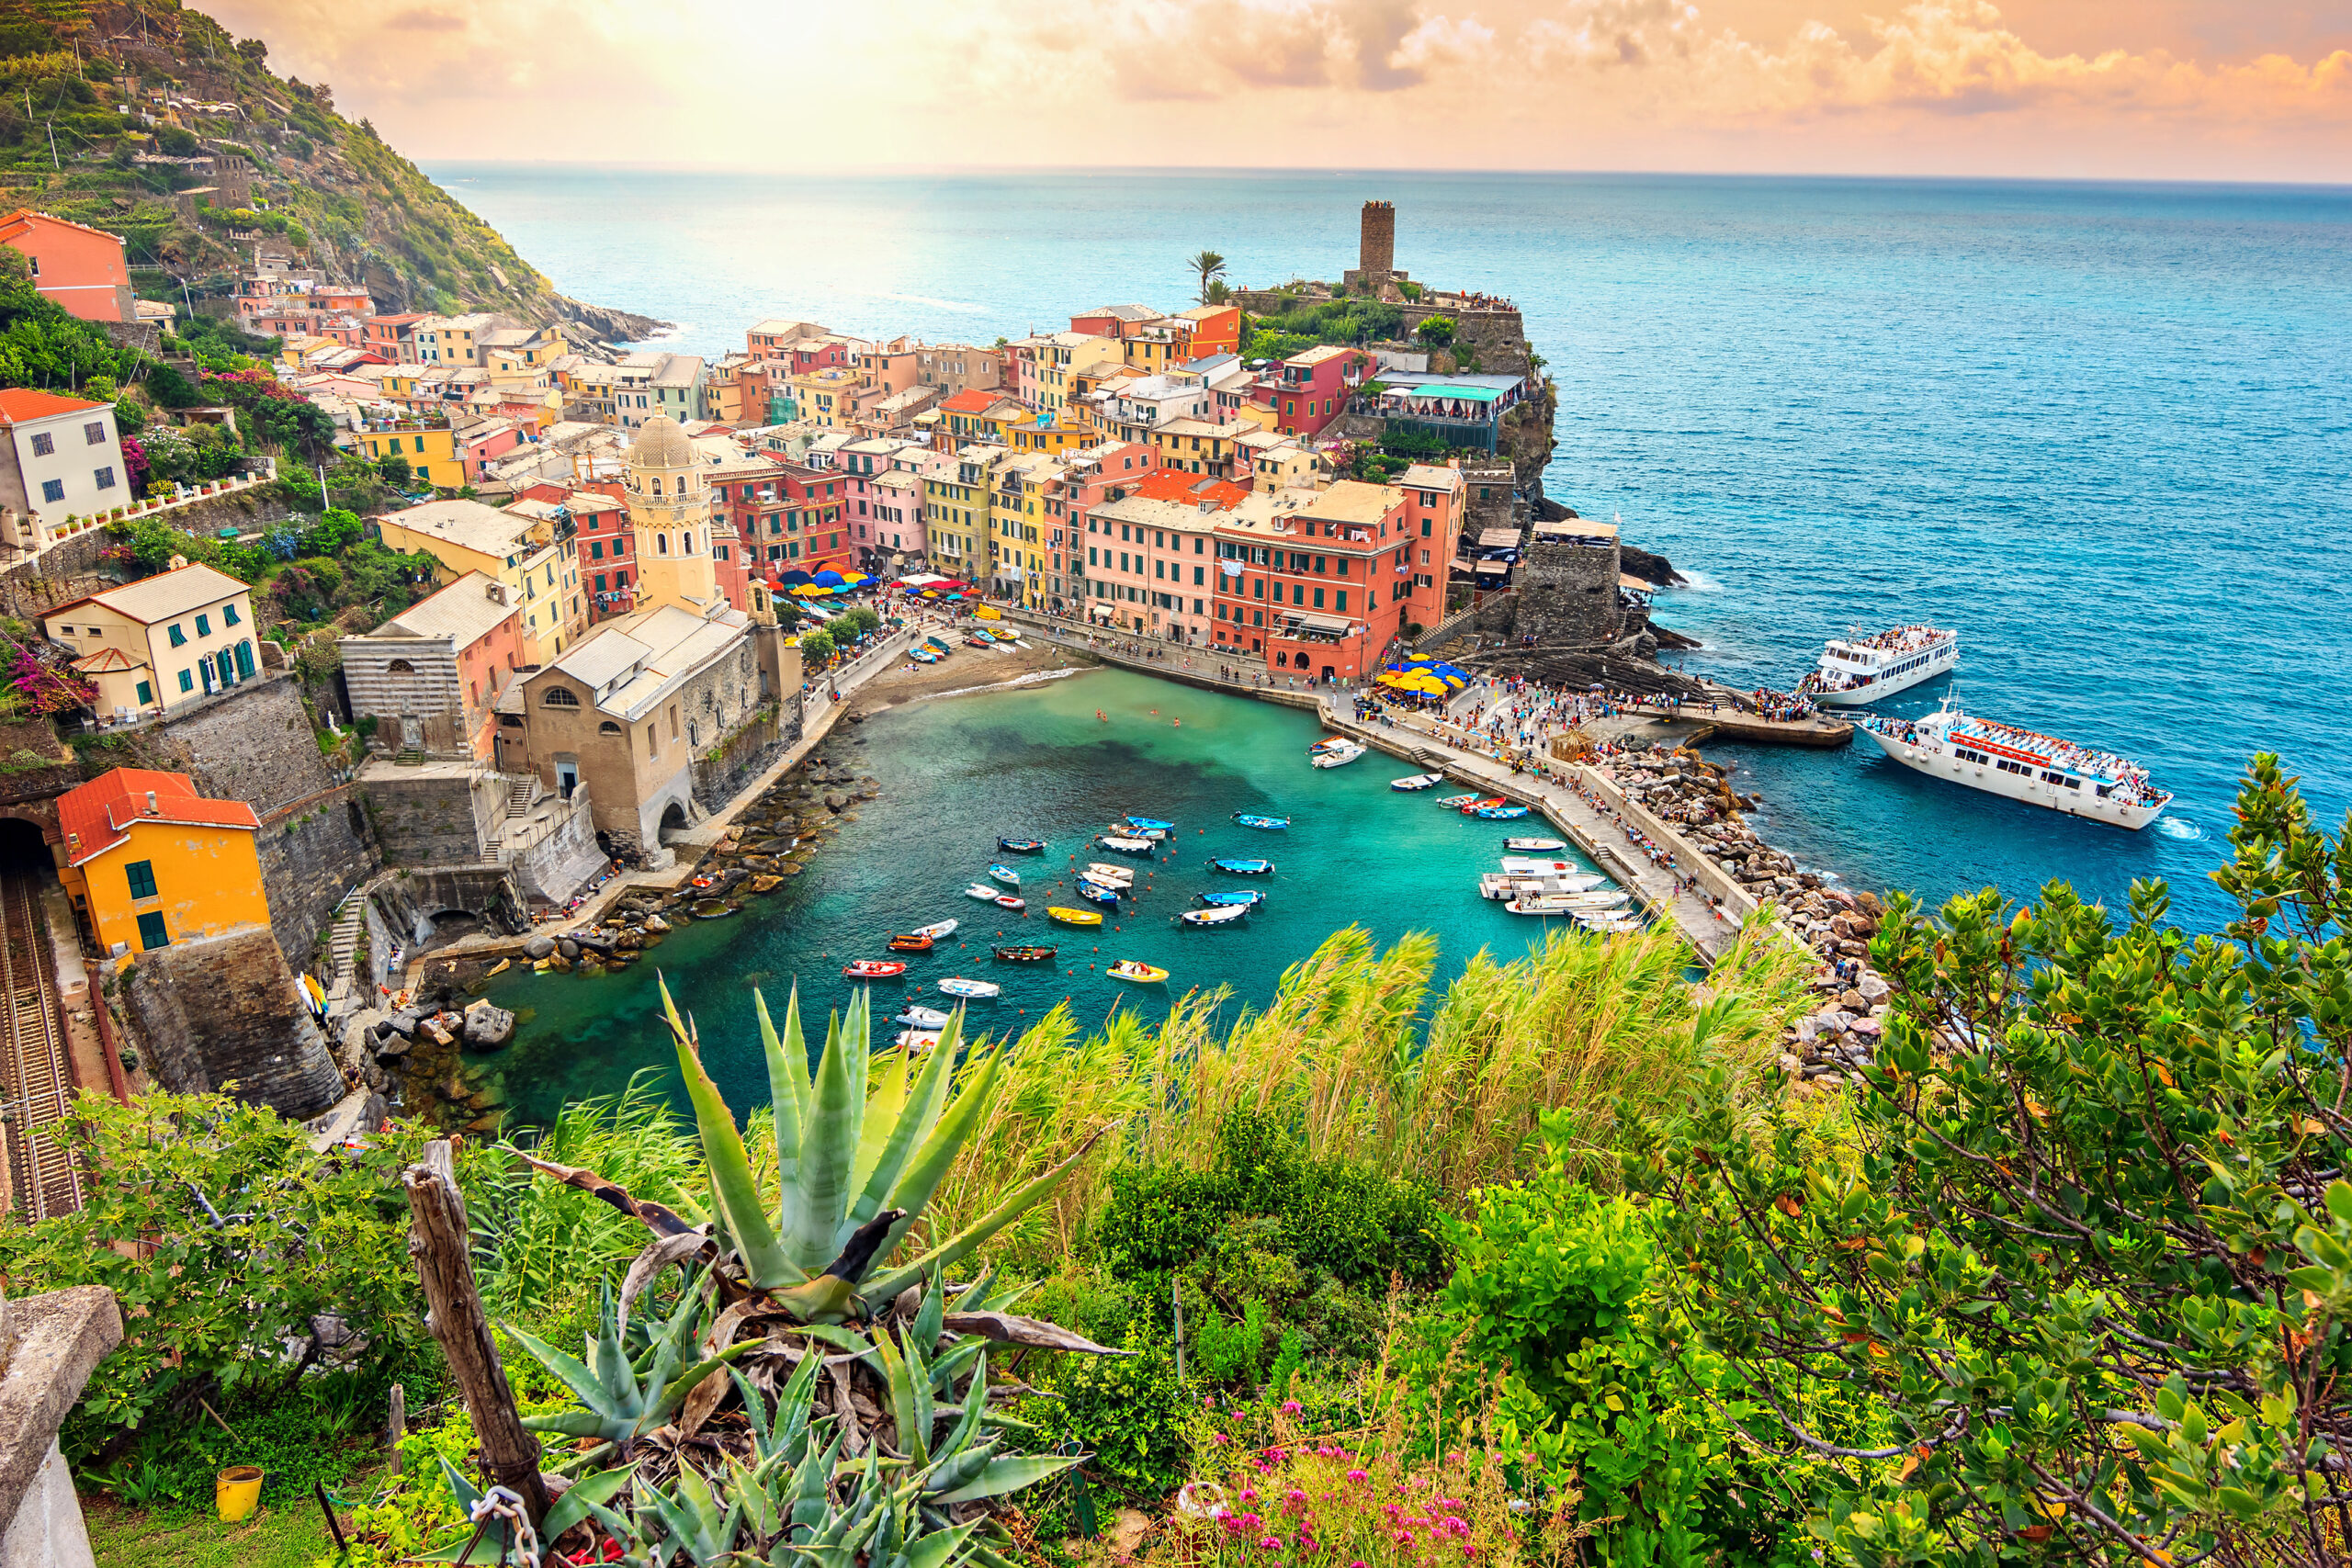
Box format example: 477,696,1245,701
503,1322,627,1420
854,1033,913,1197
788,1428,843,1533
911,1267,945,1349
511,1149,704,1238
875,1327,933,1468
949,1267,998,1313
520,1407,618,1438
791,1002,862,1269
766,987,810,1247
433,1452,485,1516
730,1452,783,1540
590,1279,630,1402
864,1043,1010,1269
938,1348,989,1461
849,1026,961,1239
865,1122,1117,1303
541,1463,636,1544
903,1520,982,1568
935,1453,1086,1505
928,1336,986,1393
664,976,802,1289
650,1341,767,1426
941,1311,1129,1355
787,1322,876,1354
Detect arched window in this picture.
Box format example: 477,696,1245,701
651,476,663,495
598,720,622,736
542,686,581,707
658,534,670,555
385,658,414,675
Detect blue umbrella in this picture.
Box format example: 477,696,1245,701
811,570,846,587
778,570,815,585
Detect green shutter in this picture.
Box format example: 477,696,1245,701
136,911,169,951
125,860,157,899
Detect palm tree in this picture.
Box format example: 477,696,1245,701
1188,250,1227,304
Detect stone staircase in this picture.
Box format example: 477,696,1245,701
324,897,367,1010
504,774,539,814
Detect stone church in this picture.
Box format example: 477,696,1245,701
494,417,797,858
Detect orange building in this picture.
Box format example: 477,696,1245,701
0,209,133,323
1172,305,1242,359
58,769,268,955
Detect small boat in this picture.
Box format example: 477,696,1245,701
1196,889,1265,908
1180,905,1250,926
1108,959,1169,983
938,976,1000,999
1505,837,1567,853
992,895,1025,911
1124,827,1170,841
1575,911,1645,934
1099,835,1157,855
1208,857,1272,875
1082,863,1136,886
1435,794,1479,808
988,863,1022,886
964,884,1002,901
1125,817,1175,832
993,944,1058,962
1507,893,1629,916
1391,773,1443,791
887,933,934,953
842,959,909,978
911,919,959,940
1307,739,1350,754
896,1030,943,1050
1232,813,1290,830
1462,797,1508,813
966,634,996,648
1311,741,1366,769
910,649,939,664
1480,872,1611,900
1074,881,1121,906
1047,906,1103,927
896,1005,953,1028
1475,805,1530,820
998,838,1046,853
1500,857,1584,875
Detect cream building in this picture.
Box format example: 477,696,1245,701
373,498,586,666
42,562,261,719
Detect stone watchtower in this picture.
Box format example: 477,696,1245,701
1343,200,1407,293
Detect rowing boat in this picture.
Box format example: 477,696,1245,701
896,1030,943,1050
1435,794,1478,808
1047,906,1104,927
1474,805,1530,820
1505,837,1567,852
1108,959,1169,983
1195,889,1264,908
988,863,1021,886
1233,813,1290,829
938,976,1000,998
1462,796,1508,813
1208,857,1273,874
998,837,1046,853
1125,816,1175,832
1180,905,1249,926
992,895,1025,910
1098,835,1157,854
896,1005,952,1028
1074,881,1121,906
911,919,959,940
1391,773,1443,791
964,884,1001,901
1311,741,1365,768
886,933,933,953
1081,863,1136,886
842,959,909,977
992,944,1057,962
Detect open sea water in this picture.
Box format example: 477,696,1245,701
436,167,2350,1099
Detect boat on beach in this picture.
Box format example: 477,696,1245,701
1233,814,1290,829
1311,741,1366,768
938,976,1000,998
1099,835,1158,854
1181,905,1250,926
1392,773,1444,791
988,863,1022,886
993,944,1058,962
1208,857,1273,874
1196,889,1265,908
842,959,909,978
1859,696,2171,829
998,837,1046,853
911,919,959,940
1506,837,1567,852
1800,624,1960,705
1048,906,1104,927
1108,959,1169,983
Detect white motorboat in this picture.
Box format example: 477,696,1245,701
1800,624,1959,705
1479,872,1611,900
1180,905,1250,926
1081,863,1136,886
1504,836,1567,853
911,919,959,941
1391,773,1444,791
1499,857,1583,875
964,884,1002,901
1099,835,1158,854
1506,893,1627,916
896,1030,943,1051
1574,911,1644,934
938,976,1001,998
1311,741,1366,769
896,1005,953,1028
1860,697,2171,830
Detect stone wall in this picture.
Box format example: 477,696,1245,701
690,705,794,812
255,787,379,965
510,788,604,904
361,769,499,867
368,867,529,947
120,929,345,1118
1510,539,1623,648
3,485,305,613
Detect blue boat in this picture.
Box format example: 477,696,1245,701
998,837,1046,853
1075,882,1121,907
1232,814,1290,830
1125,817,1175,832
1475,806,1531,820
1197,889,1265,908
1208,857,1274,875
988,863,1022,886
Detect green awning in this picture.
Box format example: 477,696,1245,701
1411,384,1500,401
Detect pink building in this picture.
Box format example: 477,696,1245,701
1256,345,1373,439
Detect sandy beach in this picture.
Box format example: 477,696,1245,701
852,626,1093,709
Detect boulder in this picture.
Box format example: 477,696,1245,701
1857,972,1891,1002
1854,890,1884,917
557,937,580,961
1848,1016,1883,1039
643,913,671,934
1838,988,1867,1011
386,1007,424,1037
373,1035,414,1063
1814,1009,1849,1035
463,1001,517,1049
825,792,850,812
524,934,557,960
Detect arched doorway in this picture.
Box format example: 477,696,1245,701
658,801,690,844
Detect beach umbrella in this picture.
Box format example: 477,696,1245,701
778,570,815,585
791,583,831,597
1393,672,1450,695
839,570,871,584
812,570,846,587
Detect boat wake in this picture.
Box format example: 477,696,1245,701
1674,569,1727,593
2154,816,2203,841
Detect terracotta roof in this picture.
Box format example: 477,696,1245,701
0,208,127,245
0,389,107,424
939,389,1000,414
58,768,260,868
1133,470,1249,508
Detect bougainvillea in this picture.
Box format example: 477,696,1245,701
6,639,96,716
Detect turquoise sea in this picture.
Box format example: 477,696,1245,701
481,669,1590,1122
434,167,2350,1087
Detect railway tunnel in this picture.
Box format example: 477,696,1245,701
0,814,81,1219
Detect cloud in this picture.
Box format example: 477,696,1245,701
383,6,468,30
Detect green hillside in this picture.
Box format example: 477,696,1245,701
0,0,639,330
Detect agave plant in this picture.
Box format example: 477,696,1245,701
506,1267,761,1453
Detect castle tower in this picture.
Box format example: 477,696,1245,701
1359,200,1395,281
625,415,720,617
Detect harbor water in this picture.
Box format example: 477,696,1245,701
480,669,1602,1124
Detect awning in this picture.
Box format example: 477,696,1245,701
1278,611,1355,636
1477,528,1521,548
1474,561,1510,577
1412,384,1500,401
1619,574,1657,592
1089,603,1116,620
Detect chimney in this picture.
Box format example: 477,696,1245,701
145,791,159,815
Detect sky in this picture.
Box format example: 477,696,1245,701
204,0,2351,183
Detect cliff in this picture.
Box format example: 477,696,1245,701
0,0,661,339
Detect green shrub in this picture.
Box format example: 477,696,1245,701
1189,1297,1267,1387
1030,1327,1192,1501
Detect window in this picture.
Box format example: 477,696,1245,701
600,720,623,736
543,686,581,706
95,466,116,491
137,911,170,952
125,860,158,899
223,603,240,626
168,623,187,647
195,613,210,637
29,431,53,457
85,421,106,446
234,641,254,679
40,479,62,503
176,669,193,693
1336,592,1349,612
135,680,152,705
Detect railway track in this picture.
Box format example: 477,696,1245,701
0,869,81,1221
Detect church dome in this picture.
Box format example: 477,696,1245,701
628,415,695,470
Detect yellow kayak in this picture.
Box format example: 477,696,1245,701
1047,906,1104,927
1108,960,1168,983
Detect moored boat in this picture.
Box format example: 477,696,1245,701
1461,796,1508,813
964,884,1002,901
938,976,1000,998
1311,741,1366,768
1047,906,1103,927
1195,889,1264,908
1099,835,1157,854
1479,872,1611,900
998,837,1046,853
1124,816,1175,833
896,1005,953,1028
1081,863,1136,886
988,863,1021,886
886,933,933,953
1208,857,1272,874
1800,624,1960,705
1475,805,1530,820
1180,905,1250,926
1435,794,1478,808
842,959,909,978
896,1030,943,1050
1505,836,1568,852
911,918,959,940
1233,813,1290,829
1500,857,1583,875
1074,881,1121,906
1392,773,1444,791
993,944,1058,962
1859,697,2171,830
992,895,1025,910
1504,895,1594,916
1108,959,1169,983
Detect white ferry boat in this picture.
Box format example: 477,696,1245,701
1802,624,1959,705
1860,698,2171,830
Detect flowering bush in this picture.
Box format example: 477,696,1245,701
5,638,94,716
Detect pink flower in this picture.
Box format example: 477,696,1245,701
1347,1470,1369,1484
1285,1490,1307,1509
1317,1445,1339,1459
1259,1539,1283,1551
1392,1530,1418,1547
1213,1433,1233,1445
1446,1452,1464,1466
1282,1400,1303,1415
1235,1514,1263,1534
1239,1490,1259,1504
1463,1547,1477,1560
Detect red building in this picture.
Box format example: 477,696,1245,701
1211,479,1412,681
367,313,430,362
1393,463,1465,635
1255,345,1372,439
714,459,853,576
0,209,133,322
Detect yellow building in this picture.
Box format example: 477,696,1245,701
787,367,863,428
373,498,584,664
42,563,262,719
59,768,267,955
358,423,468,490
987,451,1060,610
923,450,995,576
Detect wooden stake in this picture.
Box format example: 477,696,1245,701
403,1140,549,1524
388,1382,405,1475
